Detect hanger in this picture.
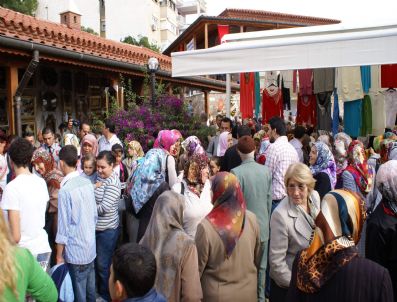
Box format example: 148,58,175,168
387,87,396,92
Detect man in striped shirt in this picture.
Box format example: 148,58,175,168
265,116,299,211
56,145,98,302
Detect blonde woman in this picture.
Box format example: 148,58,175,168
0,211,57,301
269,163,320,301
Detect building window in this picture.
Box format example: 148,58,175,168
73,16,77,23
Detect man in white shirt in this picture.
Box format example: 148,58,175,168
98,120,122,152
289,125,305,163
1,137,51,270
265,116,299,210
42,127,61,165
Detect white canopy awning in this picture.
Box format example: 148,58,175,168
171,22,397,77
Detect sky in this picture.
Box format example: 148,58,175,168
206,0,397,25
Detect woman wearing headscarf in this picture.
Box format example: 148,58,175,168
195,172,261,301
79,133,99,173
140,191,202,302
178,136,205,173
155,129,182,188
216,131,233,157
31,148,64,263
366,160,397,300
123,140,145,176
309,141,337,199
333,132,352,188
287,189,393,302
269,163,320,301
380,139,397,163
172,153,212,238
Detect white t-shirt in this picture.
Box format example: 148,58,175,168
98,134,122,152
172,180,213,238
1,173,51,256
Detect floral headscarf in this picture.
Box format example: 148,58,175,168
253,130,266,141
31,148,64,188
317,134,331,147
181,136,205,157
127,140,144,158
380,139,397,163
80,133,98,156
183,153,209,196
297,190,366,293
217,131,230,157
155,129,182,155
345,140,374,195
207,172,246,257
376,160,397,217
310,141,337,188
333,132,352,175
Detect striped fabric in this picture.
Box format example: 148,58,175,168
95,172,121,231
56,173,98,265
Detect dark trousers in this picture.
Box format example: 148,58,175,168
270,278,288,302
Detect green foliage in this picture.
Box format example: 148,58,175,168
121,35,160,53
81,26,98,35
0,0,38,16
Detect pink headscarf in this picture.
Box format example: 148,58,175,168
217,131,230,156
155,129,182,152
80,133,99,156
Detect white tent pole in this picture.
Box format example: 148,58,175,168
226,73,231,118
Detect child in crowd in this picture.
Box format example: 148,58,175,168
80,153,97,184
112,144,129,187
109,243,166,302
209,156,221,176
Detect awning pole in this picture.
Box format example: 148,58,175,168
226,73,231,117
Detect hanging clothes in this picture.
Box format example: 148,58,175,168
381,64,397,88
281,77,291,111
254,72,261,118
360,66,371,94
313,68,335,94
336,67,364,101
262,87,283,124
217,25,229,44
332,90,340,136
280,70,294,89
361,95,372,136
316,92,333,131
240,73,255,119
264,71,278,87
296,94,316,125
294,69,313,96
370,92,386,136
344,100,363,138
370,65,381,93
384,90,397,128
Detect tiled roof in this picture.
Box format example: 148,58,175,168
219,8,340,25
0,7,172,71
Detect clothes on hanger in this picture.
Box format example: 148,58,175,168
316,92,333,131
344,99,362,138
336,67,364,101
369,91,386,136
361,94,372,136
381,64,397,88
240,73,255,119
262,87,283,124
313,68,335,94
360,66,371,94
384,90,397,129
296,94,316,125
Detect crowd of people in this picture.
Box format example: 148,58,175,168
0,113,396,302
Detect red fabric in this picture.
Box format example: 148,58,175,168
381,64,397,88
296,94,317,126
217,25,229,44
262,87,283,124
240,73,255,119
298,69,313,96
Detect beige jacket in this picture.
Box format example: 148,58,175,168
196,211,261,302
269,191,320,288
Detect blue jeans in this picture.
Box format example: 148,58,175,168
96,227,120,301
67,261,95,302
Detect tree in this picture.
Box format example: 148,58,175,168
0,0,38,16
121,35,160,53
81,26,98,35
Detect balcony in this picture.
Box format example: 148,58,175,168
177,0,206,16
